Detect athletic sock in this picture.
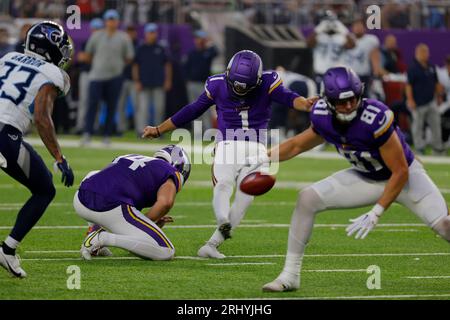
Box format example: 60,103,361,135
206,229,225,247
2,236,19,255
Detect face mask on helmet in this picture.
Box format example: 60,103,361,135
154,145,191,185
24,21,73,70
322,67,364,123
226,50,262,97
327,95,360,122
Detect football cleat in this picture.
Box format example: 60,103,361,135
85,225,112,257
91,247,113,257
262,276,300,292
218,222,232,240
197,244,226,259
0,246,27,278
80,226,105,260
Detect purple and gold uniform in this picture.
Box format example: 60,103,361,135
78,155,183,212
171,71,299,143
310,98,415,181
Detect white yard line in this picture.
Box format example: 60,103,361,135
206,262,275,266
0,223,429,230
1,181,449,193
25,137,450,165
302,269,366,272
406,276,450,279
227,293,450,300
24,251,450,259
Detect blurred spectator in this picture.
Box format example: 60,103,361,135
307,11,354,91
82,9,134,145
117,25,139,134
271,66,317,141
436,55,450,148
381,2,410,29
380,34,407,74
132,23,172,135
184,30,218,132
14,23,32,53
437,55,450,106
0,28,14,58
406,44,443,155
75,18,104,134
343,19,381,97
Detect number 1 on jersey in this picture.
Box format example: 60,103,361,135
239,110,249,129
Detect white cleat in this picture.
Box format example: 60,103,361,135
92,247,113,257
197,244,226,259
262,276,299,292
0,247,27,278
80,227,105,260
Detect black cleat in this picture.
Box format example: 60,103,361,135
219,222,232,240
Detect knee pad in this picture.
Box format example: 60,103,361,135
433,215,450,242
296,187,326,214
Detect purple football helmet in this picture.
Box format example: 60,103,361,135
322,66,364,122
154,145,191,185
226,50,263,96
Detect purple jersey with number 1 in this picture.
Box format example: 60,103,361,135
310,98,415,181
171,71,299,144
78,155,182,211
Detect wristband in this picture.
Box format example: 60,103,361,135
156,127,161,137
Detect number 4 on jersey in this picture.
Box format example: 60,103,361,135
113,154,154,171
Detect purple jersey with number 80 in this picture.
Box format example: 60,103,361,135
310,98,415,181
171,71,299,144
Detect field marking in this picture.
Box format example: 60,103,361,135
227,293,450,300
406,276,450,279
1,181,450,193
25,137,450,165
23,251,450,260
0,223,430,230
0,223,429,230
303,269,366,272
206,262,275,266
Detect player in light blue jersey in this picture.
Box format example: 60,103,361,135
0,21,74,278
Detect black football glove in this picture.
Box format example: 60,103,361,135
54,156,74,187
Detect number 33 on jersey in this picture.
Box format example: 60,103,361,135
310,98,415,181
0,52,70,134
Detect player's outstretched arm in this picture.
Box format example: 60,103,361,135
376,131,409,210
293,96,319,112
146,179,177,227
142,91,214,139
142,118,177,139
346,132,409,239
34,84,74,187
269,127,324,162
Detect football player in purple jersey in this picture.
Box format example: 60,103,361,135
142,50,318,258
73,145,190,261
258,66,450,292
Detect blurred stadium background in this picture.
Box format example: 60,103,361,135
0,0,449,153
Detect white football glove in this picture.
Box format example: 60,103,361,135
245,153,270,173
346,205,384,239
334,20,349,35
314,20,330,34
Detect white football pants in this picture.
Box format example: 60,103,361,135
73,192,174,260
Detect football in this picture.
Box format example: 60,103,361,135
240,172,276,196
